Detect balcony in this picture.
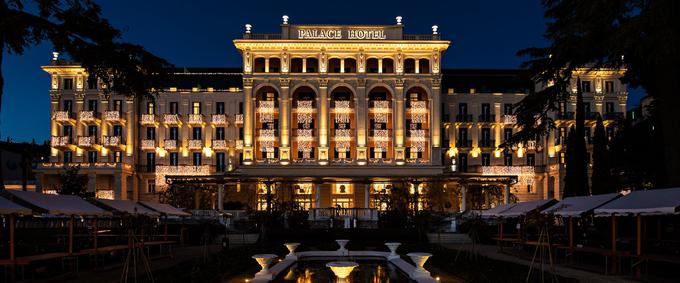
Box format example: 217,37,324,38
164,139,178,150
104,111,124,123
212,139,228,150
234,114,244,126
79,111,100,123
50,136,71,148
456,139,473,147
140,114,157,125
188,139,203,150
188,114,204,125
557,112,574,120
503,115,517,124
211,114,228,125
77,136,98,148
478,114,495,123
102,136,124,149
141,139,156,150
526,140,537,150
52,111,75,123
479,139,495,148
163,114,181,125
604,112,624,120
455,114,473,122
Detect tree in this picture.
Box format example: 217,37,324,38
591,114,611,194
573,79,589,195
0,0,172,188
563,126,577,197
514,0,680,187
58,165,88,197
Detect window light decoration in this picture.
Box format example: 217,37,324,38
155,165,211,188
96,190,114,200
409,129,427,152
234,114,244,125
257,101,275,123
296,129,314,159
373,129,389,152
258,129,276,152
335,129,352,152
481,166,535,186
296,100,314,125
334,101,351,124
372,101,390,124
410,101,427,124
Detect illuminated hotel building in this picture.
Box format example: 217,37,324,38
35,18,627,213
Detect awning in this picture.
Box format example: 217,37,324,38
140,201,191,217
8,190,109,216
96,199,160,216
542,193,620,217
497,199,557,218
0,196,31,215
594,188,680,216
480,203,517,218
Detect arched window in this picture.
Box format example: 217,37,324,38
269,57,281,73
328,58,342,73
290,58,304,73
366,58,379,73
404,58,416,73
418,59,430,74
344,58,357,73
382,58,395,73
368,87,393,161
405,87,429,161
254,57,266,73
255,86,280,161
330,86,355,162
292,86,317,161
306,58,319,73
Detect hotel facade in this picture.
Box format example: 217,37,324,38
35,18,628,215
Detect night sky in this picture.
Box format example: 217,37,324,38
1,0,644,142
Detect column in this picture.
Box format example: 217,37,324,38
460,184,467,212
314,183,321,208
243,79,254,163
431,78,442,149
218,184,225,211
302,58,307,73
126,98,134,157
87,172,97,194
100,96,109,159
50,96,60,159
340,59,345,73
415,59,420,74
114,173,128,200
318,79,329,163
280,79,291,163
356,79,368,163
364,183,370,208
378,59,383,73
394,80,405,148
494,102,502,148
264,58,270,73
504,184,510,204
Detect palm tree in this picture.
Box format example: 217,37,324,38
512,0,680,187
0,0,172,188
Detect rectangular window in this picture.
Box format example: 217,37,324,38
87,100,98,112
192,127,202,140
216,152,226,172
605,102,615,113
170,152,179,166
169,127,179,140
63,100,73,112
481,153,491,166
63,78,74,90
147,179,156,194
113,151,122,163
458,103,468,115
527,154,536,166
147,152,155,172
113,100,123,112
216,102,225,114
481,128,492,147
215,127,225,140
87,76,97,89
504,103,513,115
581,81,591,93
146,127,156,140
605,81,614,93
504,128,513,142
457,128,468,146
147,102,155,114
559,152,566,164
481,103,491,117
63,125,73,138
88,151,97,163
458,154,468,173
113,125,123,137
584,102,591,114
504,152,513,166
238,102,244,114
192,102,201,114
87,125,98,137
193,152,202,166
64,151,73,163
169,102,179,114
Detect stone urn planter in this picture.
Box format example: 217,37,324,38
336,239,350,255
385,242,401,260
252,254,277,280
284,242,300,260
406,252,432,279
326,261,359,283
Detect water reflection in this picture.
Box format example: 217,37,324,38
273,260,409,283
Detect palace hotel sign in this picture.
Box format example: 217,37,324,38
283,25,403,40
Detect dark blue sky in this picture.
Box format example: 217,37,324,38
1,0,644,142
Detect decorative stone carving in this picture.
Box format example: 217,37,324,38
395,78,405,88
318,78,328,88
432,76,441,88
279,78,290,88
243,78,254,87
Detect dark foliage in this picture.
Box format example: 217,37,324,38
591,114,611,194
57,165,89,197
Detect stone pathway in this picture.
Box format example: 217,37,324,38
443,243,638,283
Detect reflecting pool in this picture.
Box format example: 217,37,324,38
273,260,411,282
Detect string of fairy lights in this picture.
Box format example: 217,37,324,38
296,100,314,158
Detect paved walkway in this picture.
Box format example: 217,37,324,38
443,244,638,283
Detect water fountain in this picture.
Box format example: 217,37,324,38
406,252,432,279
384,242,401,260
284,242,300,260
335,239,350,255
326,261,359,283
252,254,278,280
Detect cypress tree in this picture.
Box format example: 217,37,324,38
563,126,578,198
573,78,590,196
591,114,611,194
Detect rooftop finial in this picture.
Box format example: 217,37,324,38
431,25,439,35
52,51,60,61
245,24,252,34
282,15,289,25
396,16,402,25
